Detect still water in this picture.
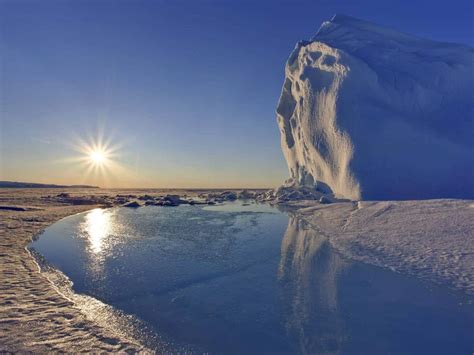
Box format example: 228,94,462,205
30,202,473,354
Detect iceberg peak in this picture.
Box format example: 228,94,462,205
276,16,474,200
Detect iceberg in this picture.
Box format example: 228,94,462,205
277,15,474,200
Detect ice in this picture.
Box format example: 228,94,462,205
294,198,474,295
277,15,474,200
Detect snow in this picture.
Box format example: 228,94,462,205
277,15,474,200
291,199,474,295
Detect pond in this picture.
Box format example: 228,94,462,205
30,202,473,354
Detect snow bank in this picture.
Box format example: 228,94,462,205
295,199,474,295
277,15,474,200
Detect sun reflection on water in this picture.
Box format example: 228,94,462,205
82,208,114,254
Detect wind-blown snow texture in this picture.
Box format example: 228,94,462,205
295,199,474,295
277,15,474,200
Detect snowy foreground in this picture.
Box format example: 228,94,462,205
291,198,474,295
277,15,474,200
0,189,472,353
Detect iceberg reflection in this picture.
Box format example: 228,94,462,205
278,215,349,354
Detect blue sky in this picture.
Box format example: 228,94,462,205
1,0,473,188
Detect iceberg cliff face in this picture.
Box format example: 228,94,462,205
277,15,474,200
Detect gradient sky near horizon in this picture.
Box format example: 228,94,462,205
1,0,473,188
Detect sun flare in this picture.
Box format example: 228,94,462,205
68,132,125,185
90,150,106,165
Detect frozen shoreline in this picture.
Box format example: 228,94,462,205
292,199,474,296
1,188,472,352
0,187,262,352
0,190,148,352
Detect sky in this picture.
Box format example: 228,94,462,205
1,0,473,188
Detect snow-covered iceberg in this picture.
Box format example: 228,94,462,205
277,15,474,200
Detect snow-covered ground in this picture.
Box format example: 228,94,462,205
291,199,474,295
277,15,474,200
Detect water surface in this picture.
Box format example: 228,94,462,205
31,202,473,354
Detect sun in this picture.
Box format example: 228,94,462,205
67,131,130,187
90,150,106,165
72,136,114,170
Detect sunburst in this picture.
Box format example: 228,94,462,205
90,150,106,165
55,127,139,187
65,131,126,186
